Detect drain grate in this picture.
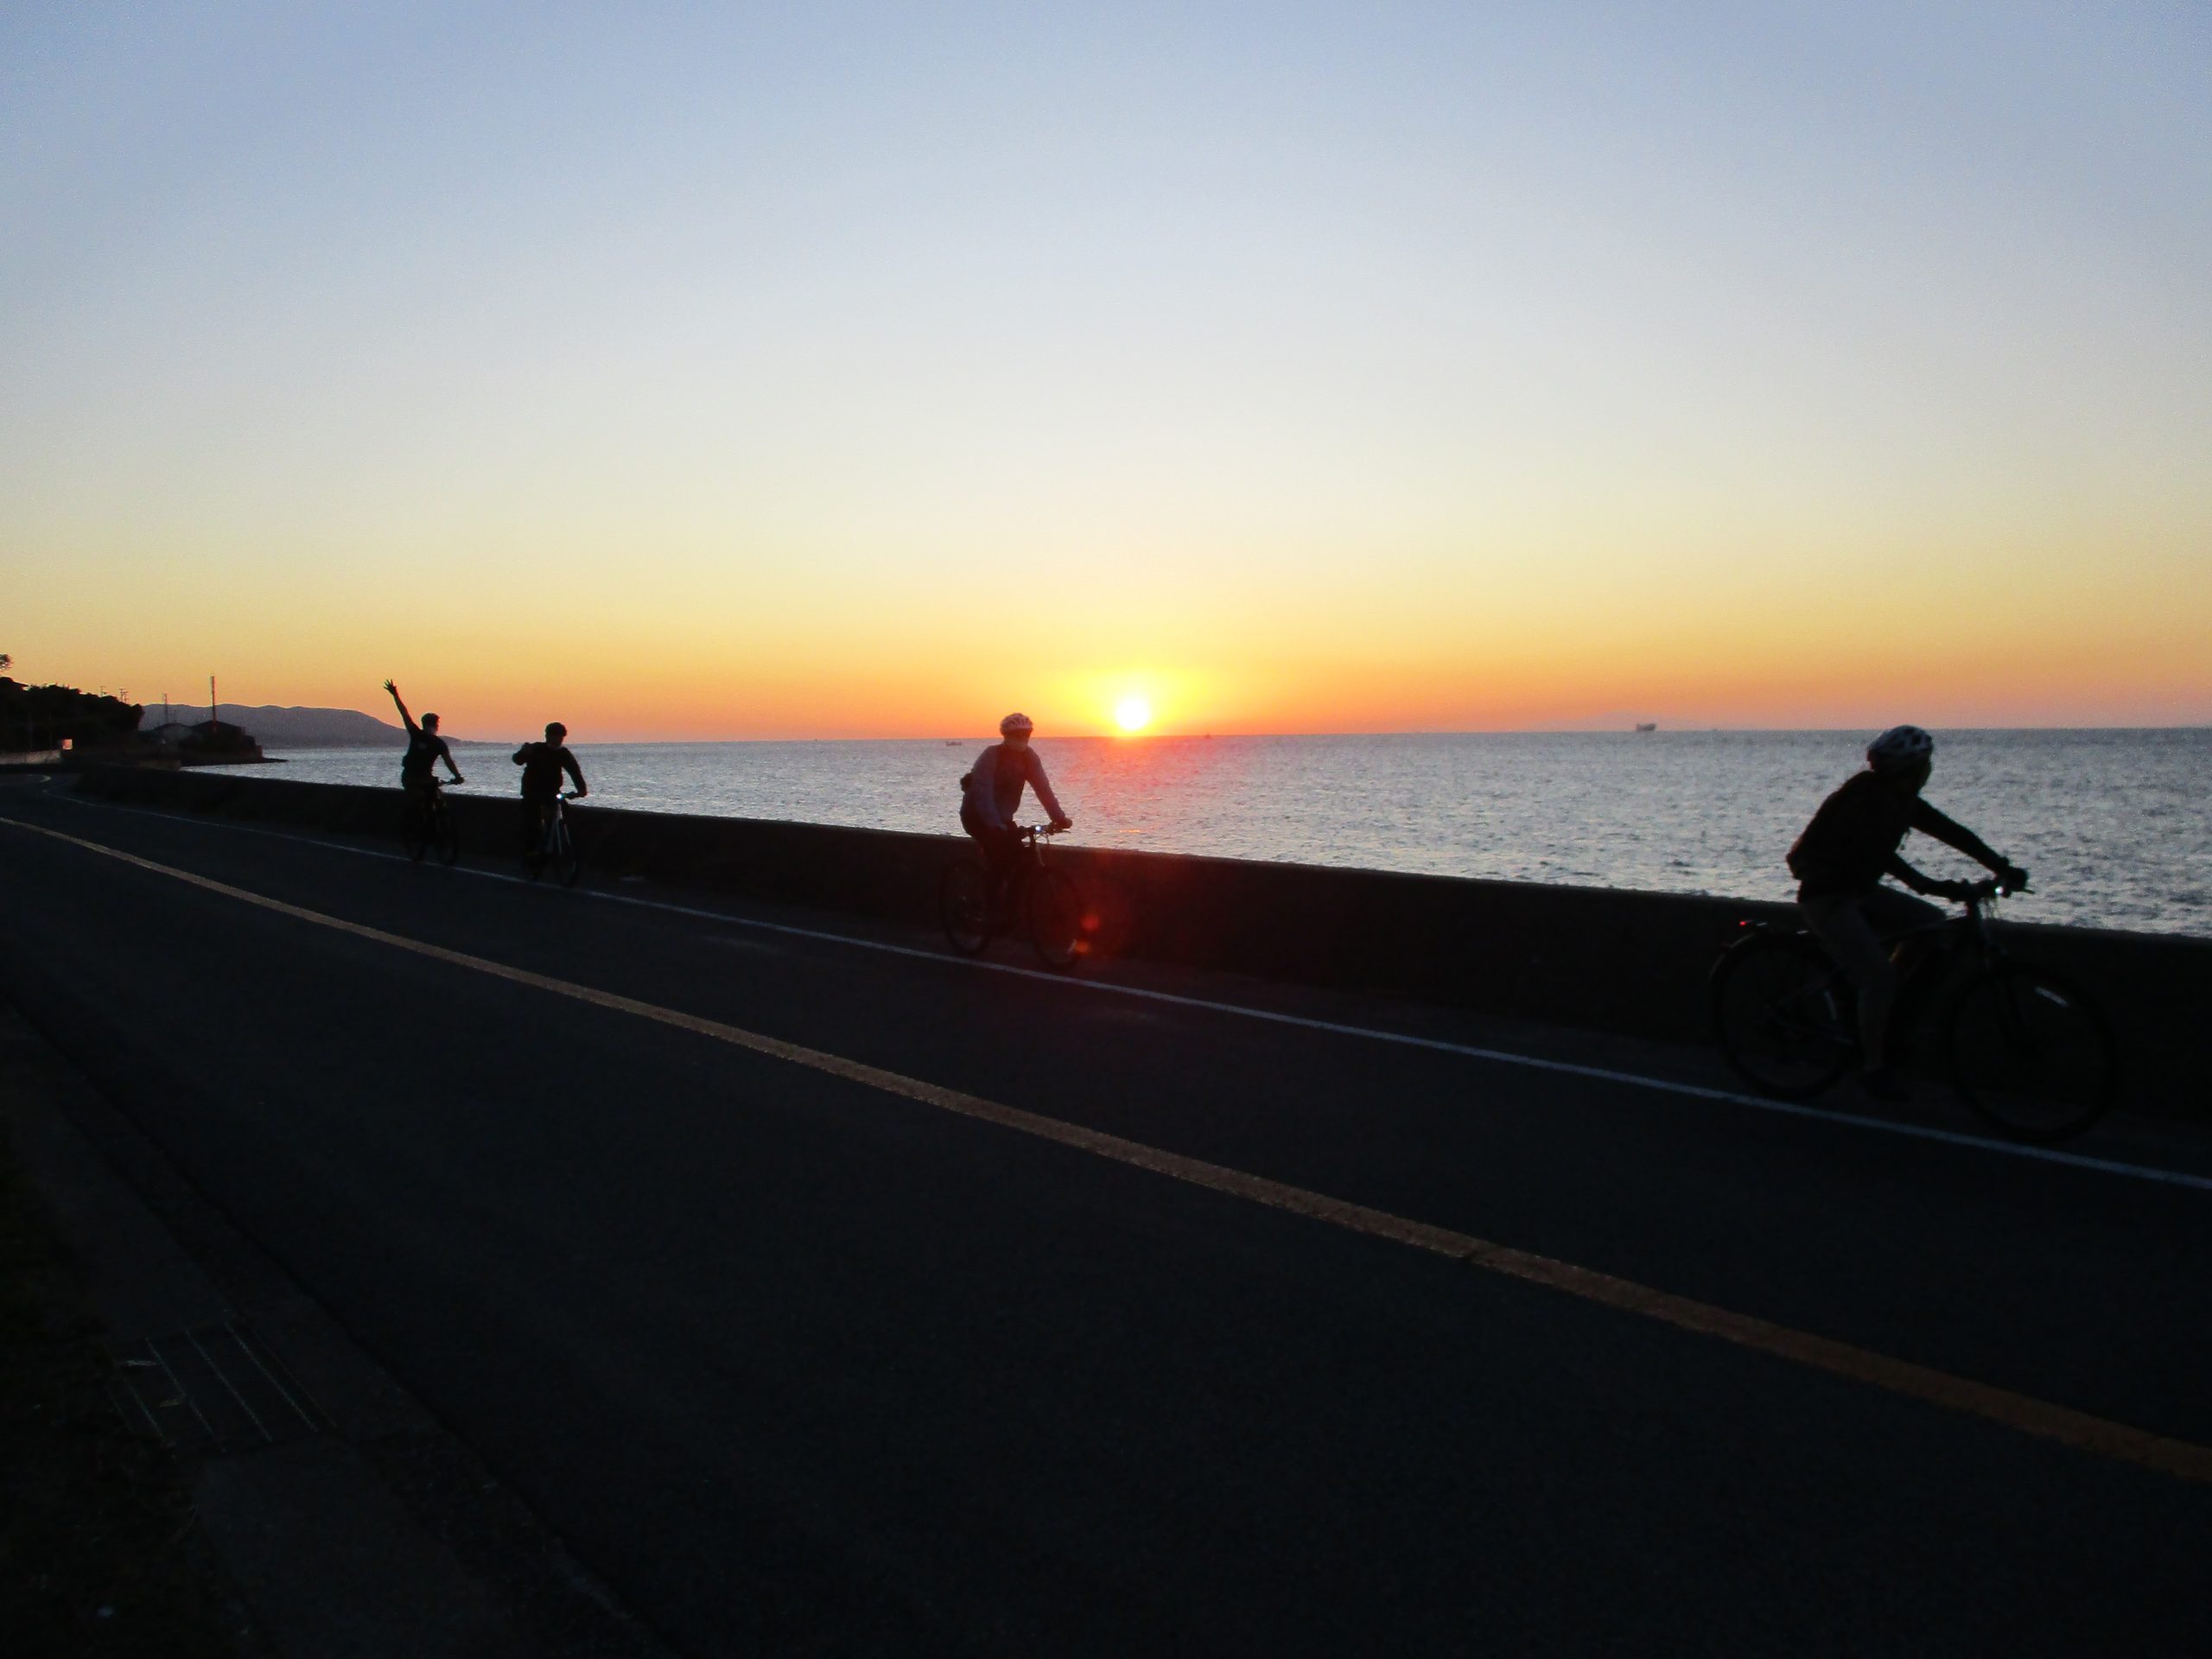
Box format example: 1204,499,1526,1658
107,1321,329,1455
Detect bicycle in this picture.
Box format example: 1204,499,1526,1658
1710,879,2119,1142
524,792,582,887
401,778,462,867
940,824,1085,969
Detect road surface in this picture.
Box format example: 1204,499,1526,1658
3,777,2207,1654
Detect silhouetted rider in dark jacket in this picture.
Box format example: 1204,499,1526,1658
384,679,463,797
1788,725,2026,1100
512,721,587,850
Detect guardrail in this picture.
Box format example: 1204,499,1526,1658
73,764,2211,1122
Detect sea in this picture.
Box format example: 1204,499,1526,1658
263,729,2211,938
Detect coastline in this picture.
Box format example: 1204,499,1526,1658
252,729,2212,940
60,763,2212,1124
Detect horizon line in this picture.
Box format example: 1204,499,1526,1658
302,721,2212,747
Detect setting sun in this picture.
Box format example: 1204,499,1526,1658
1114,694,1154,734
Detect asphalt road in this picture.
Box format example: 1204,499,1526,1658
3,778,2208,1655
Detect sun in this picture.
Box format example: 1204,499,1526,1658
1114,694,1153,734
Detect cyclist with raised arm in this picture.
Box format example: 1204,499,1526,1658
384,679,464,804
961,712,1072,922
1787,724,2029,1099
512,721,587,853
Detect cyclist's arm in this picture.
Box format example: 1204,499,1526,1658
1882,850,1945,895
512,744,531,766
385,681,418,735
1026,753,1070,826
1909,799,2009,874
562,750,588,798
437,738,463,781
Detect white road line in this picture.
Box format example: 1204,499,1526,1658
22,785,2212,1195
18,806,2212,1486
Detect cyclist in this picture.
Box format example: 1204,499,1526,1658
1787,724,2028,1098
512,721,588,852
960,712,1072,922
383,680,464,810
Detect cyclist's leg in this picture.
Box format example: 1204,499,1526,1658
983,830,1024,921
1866,884,1948,986
1865,885,1944,938
1800,891,1898,1069
957,802,1020,919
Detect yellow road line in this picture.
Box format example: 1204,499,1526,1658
9,810,2211,1486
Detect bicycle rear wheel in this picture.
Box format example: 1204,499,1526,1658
1711,932,1855,1098
1947,964,2116,1142
939,860,991,956
1027,868,1084,970
403,804,429,863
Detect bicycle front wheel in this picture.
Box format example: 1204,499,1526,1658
555,822,582,887
403,806,429,863
434,805,460,867
1947,964,2116,1142
1027,868,1084,970
1711,933,1855,1098
939,860,991,956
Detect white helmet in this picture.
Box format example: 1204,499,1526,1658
1867,724,1934,771
999,711,1033,736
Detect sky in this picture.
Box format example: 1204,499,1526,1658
3,2,2207,739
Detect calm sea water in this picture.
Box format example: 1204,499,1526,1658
264,730,2211,937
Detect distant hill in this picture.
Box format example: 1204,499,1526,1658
139,703,407,748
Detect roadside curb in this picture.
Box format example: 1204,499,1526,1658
0,997,676,1659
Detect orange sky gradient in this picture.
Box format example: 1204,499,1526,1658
18,538,2207,742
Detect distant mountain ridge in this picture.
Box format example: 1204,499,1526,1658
139,703,410,747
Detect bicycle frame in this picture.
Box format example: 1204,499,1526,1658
1891,891,2014,1001
1746,883,2009,965
1733,883,2016,1053
404,779,454,830
979,826,1063,920
1005,823,1063,887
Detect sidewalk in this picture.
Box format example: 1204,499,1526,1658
0,1044,257,1656
0,1000,673,1659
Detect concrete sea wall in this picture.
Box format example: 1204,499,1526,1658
73,765,2209,1121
